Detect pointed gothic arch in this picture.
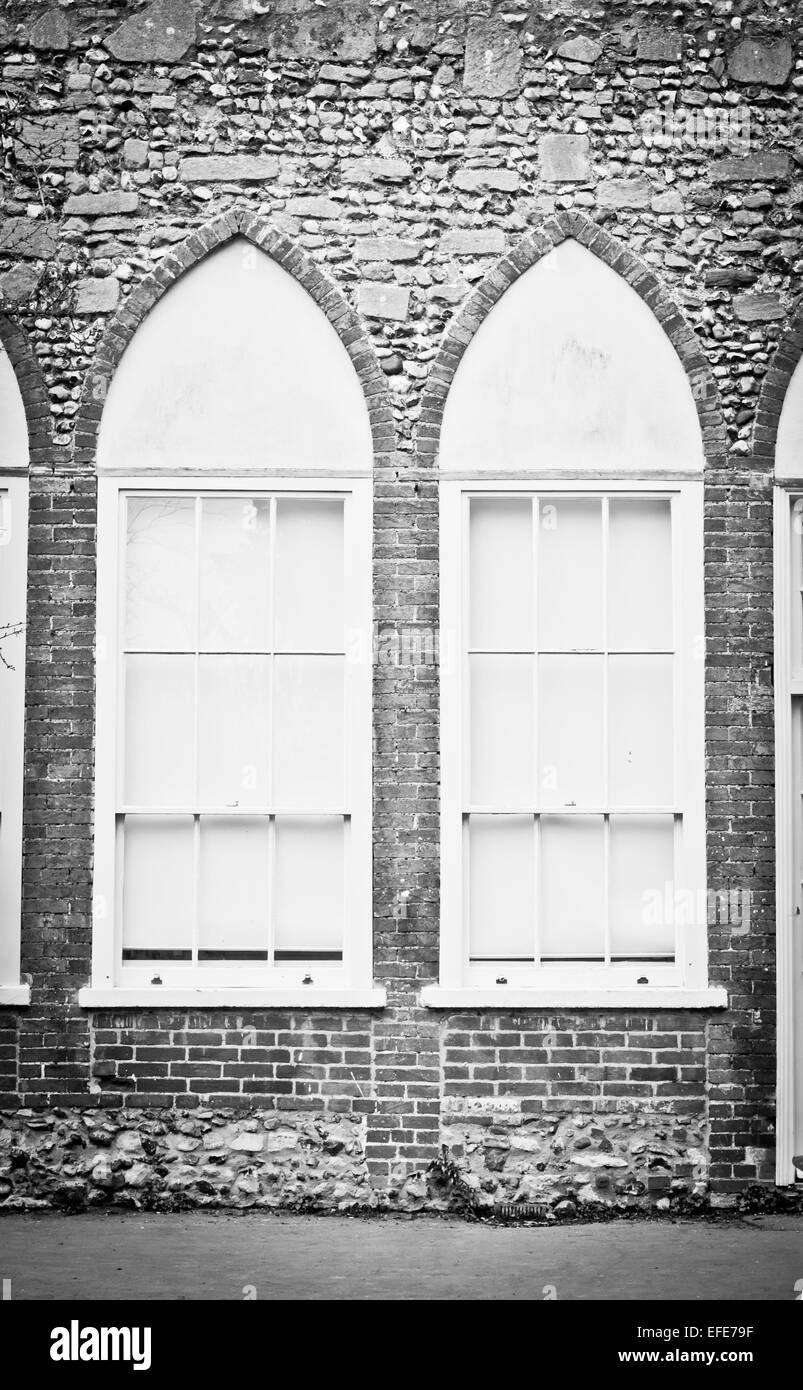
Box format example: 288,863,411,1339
0,316,44,1003
760,298,803,1183
0,314,52,471
428,211,724,1008
74,210,395,471
84,212,384,1004
417,211,725,470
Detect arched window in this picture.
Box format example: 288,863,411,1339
0,331,31,1004
86,235,379,1006
432,236,714,1006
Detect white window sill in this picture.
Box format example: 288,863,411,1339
0,984,30,1006
421,986,729,1010
78,986,387,1009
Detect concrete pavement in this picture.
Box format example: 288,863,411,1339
1,1212,802,1300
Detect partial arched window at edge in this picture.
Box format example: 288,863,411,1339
770,330,803,1182
431,238,713,1007
87,238,378,1007
0,336,31,1003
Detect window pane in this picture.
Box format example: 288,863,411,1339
468,815,534,962
273,656,345,807
608,498,672,649
0,496,5,807
539,815,605,959
539,655,604,809
793,501,803,673
198,656,270,808
275,499,344,652
199,817,269,960
609,655,673,806
122,815,193,958
609,815,675,959
200,497,270,651
274,816,344,960
538,497,602,651
470,654,533,805
125,496,195,649
469,498,532,650
124,654,194,805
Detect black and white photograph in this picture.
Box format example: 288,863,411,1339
0,0,801,1359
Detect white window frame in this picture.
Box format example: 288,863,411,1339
425,476,726,1009
82,474,383,1008
773,486,802,1183
0,475,30,1005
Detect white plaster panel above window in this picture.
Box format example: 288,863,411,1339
96,239,373,474
439,240,704,477
0,346,29,472
776,356,803,480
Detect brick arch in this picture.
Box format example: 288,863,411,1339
73,210,395,469
0,314,52,469
417,210,725,466
753,299,803,468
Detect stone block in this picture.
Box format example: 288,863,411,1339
539,133,591,182
710,152,789,183
29,7,69,51
728,38,793,87
284,195,341,219
74,277,121,314
106,0,196,63
704,268,756,288
358,282,410,321
123,139,149,168
0,218,57,259
733,293,785,323
651,189,684,214
14,118,79,169
178,155,279,182
354,237,420,262
463,17,521,97
556,36,602,63
637,28,682,63
246,6,377,61
0,267,41,306
440,229,506,255
64,192,140,216
597,178,652,208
